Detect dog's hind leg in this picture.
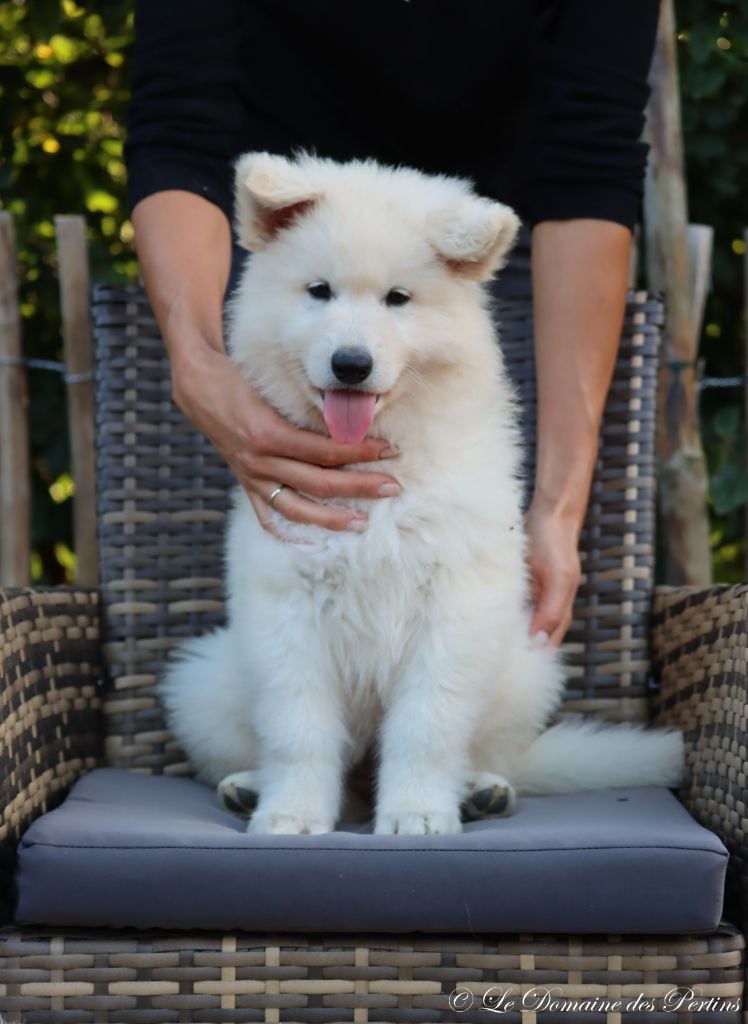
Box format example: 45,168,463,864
218,770,260,817
159,628,259,787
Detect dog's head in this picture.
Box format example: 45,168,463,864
230,152,520,443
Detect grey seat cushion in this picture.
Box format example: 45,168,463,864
15,768,726,934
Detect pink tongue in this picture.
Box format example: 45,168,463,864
323,390,377,444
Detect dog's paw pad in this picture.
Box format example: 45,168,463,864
217,779,259,818
461,783,516,821
221,792,249,816
375,810,462,836
247,811,333,836
234,786,259,812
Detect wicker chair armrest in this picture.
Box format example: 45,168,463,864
651,583,748,931
0,587,103,922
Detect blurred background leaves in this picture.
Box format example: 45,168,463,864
0,0,134,583
0,0,746,582
677,0,748,581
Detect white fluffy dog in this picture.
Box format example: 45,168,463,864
160,152,683,836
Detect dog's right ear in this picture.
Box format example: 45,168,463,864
234,152,321,251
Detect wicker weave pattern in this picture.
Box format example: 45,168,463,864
0,925,742,1023
499,294,661,723
652,583,748,932
93,286,661,775
0,588,102,924
93,287,231,773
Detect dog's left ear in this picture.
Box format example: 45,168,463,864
429,198,520,282
234,152,321,251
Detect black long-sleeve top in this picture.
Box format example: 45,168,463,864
125,0,660,231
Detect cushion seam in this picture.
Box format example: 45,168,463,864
19,841,728,857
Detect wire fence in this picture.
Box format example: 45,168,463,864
1,354,744,391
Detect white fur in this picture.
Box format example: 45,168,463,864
160,153,683,835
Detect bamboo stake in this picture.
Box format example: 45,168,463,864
643,0,713,586
744,228,748,582
55,215,98,587
687,224,713,343
0,212,31,586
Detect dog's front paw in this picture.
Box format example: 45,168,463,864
247,808,334,836
375,808,462,836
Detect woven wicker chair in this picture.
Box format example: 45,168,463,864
0,283,746,1023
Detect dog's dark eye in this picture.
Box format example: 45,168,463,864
307,281,333,301
385,287,411,307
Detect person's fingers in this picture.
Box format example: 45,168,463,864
530,607,571,648
549,617,572,648
257,481,368,533
529,597,564,646
253,455,400,501
528,563,578,647
247,491,284,539
253,407,399,467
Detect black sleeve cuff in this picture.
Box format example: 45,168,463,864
126,157,234,225
524,182,641,231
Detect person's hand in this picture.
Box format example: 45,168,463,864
171,342,400,535
524,499,582,647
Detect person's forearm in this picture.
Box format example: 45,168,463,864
132,190,232,362
530,219,631,534
129,186,398,536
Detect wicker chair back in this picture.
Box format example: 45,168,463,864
92,285,662,773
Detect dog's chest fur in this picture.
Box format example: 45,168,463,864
229,488,455,687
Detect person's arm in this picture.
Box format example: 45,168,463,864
127,3,399,535
132,192,400,535
526,219,630,645
126,0,244,226
522,0,659,645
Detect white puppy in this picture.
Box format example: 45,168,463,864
160,152,683,836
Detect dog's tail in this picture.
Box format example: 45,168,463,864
511,719,684,795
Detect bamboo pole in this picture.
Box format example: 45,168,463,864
643,0,713,586
687,224,713,343
0,211,31,586
55,215,98,587
744,228,748,582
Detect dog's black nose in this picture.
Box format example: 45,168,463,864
331,347,373,385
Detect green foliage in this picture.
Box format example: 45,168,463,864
0,0,134,582
0,0,746,581
676,0,748,576
707,404,748,515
